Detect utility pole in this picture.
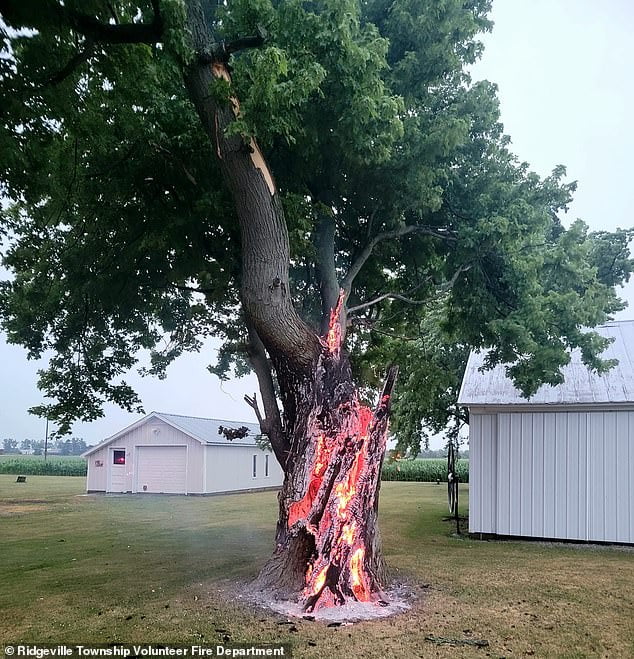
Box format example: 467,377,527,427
44,416,49,461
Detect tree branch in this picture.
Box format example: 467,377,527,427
314,207,341,334
244,392,265,427
64,3,163,44
347,291,429,314
347,264,471,315
46,40,94,86
245,321,287,465
1,1,160,44
197,32,267,64
342,224,457,291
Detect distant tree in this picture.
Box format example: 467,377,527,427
2,438,20,454
56,437,87,455
71,437,88,455
1,0,632,608
20,439,32,452
30,439,44,453
58,440,71,456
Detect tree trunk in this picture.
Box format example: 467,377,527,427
182,1,397,610
257,307,397,611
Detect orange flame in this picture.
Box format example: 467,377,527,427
311,565,328,595
288,319,394,611
349,547,370,601
334,481,356,520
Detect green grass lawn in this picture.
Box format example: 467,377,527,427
1,476,633,658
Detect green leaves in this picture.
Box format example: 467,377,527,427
0,0,632,442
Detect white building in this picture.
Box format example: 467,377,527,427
459,320,634,544
83,412,283,495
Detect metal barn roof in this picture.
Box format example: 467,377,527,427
458,320,634,407
83,412,261,456
154,412,261,446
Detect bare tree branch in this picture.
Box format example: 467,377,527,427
342,224,457,292
347,291,429,314
244,392,265,427
244,321,287,464
347,264,471,315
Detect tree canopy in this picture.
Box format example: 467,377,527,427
1,0,632,452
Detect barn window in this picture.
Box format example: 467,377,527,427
265,455,269,477
252,454,257,478
113,450,126,465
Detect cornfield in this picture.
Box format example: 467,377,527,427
0,456,87,476
381,458,469,483
0,455,469,482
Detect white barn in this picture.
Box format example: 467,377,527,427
459,320,634,544
83,412,283,495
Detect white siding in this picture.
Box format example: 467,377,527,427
470,409,634,543
86,445,109,492
86,420,204,493
85,415,284,495
204,445,284,493
468,414,497,534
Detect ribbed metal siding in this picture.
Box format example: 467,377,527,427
588,411,634,543
470,410,633,543
468,414,497,533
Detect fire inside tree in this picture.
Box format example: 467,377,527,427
279,292,398,611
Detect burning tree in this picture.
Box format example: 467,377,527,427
1,1,632,608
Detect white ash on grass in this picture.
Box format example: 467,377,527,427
248,582,413,623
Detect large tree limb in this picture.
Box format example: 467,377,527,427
1,1,163,44
198,32,267,64
342,225,457,292
183,0,320,370
244,321,287,465
315,208,342,334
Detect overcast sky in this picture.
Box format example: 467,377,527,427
1,0,633,447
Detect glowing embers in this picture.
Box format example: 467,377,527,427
286,300,394,612
287,434,331,528
310,565,328,595
298,402,380,612
324,289,345,356
340,522,356,545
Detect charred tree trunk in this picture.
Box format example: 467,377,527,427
182,1,397,611
257,301,398,610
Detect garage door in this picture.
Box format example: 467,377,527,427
136,446,187,494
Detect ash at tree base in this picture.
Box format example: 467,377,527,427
254,583,413,623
